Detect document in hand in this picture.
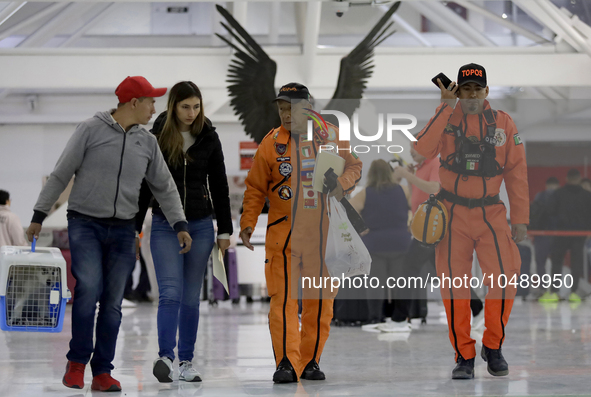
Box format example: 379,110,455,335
212,244,229,294
312,151,345,193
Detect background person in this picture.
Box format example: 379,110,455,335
547,169,591,301
136,81,232,383
26,76,191,392
414,63,528,379
349,159,412,331
240,83,362,383
0,190,28,247
528,176,559,301
123,234,152,302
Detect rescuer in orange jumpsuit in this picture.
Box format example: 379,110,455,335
414,64,529,379
240,83,362,383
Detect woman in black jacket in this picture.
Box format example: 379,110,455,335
137,81,232,383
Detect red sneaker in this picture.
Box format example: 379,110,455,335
91,373,122,392
63,361,86,389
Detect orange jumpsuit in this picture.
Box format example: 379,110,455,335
414,100,529,361
241,123,362,377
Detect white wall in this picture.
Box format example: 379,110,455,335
1,124,71,228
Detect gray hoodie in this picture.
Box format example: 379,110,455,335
33,111,187,231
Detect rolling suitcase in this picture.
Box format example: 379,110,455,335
517,243,532,297
332,276,371,326
204,255,215,305
333,299,370,326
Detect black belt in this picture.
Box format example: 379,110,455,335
438,189,500,209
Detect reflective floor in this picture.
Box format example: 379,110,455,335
1,299,590,396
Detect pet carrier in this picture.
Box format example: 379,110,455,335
0,246,71,332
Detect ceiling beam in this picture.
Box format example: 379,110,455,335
1,50,590,89
301,1,322,84
5,0,329,2
536,0,591,57
19,3,95,47
210,2,224,47
391,13,431,47
0,2,27,28
514,0,591,55
60,3,115,47
407,1,495,47
232,1,247,27
0,2,69,42
268,1,281,45
0,2,27,101
293,2,306,48
376,2,431,47
571,14,591,41
427,1,496,46
453,0,550,44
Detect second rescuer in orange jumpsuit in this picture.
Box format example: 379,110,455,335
414,64,529,379
240,83,362,383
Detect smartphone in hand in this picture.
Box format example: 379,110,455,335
432,72,453,90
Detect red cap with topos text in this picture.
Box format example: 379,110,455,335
115,76,167,103
457,63,487,88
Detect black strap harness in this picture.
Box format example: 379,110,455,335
438,189,500,209
440,108,503,178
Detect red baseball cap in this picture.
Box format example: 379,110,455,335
115,76,167,103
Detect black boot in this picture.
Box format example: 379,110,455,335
481,345,509,376
300,360,325,380
273,357,298,383
451,355,474,379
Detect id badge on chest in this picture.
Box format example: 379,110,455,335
464,153,481,171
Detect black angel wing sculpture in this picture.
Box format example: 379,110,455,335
216,2,400,143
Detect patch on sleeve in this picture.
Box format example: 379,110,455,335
278,186,292,200
513,133,522,145
494,129,506,147
274,143,287,155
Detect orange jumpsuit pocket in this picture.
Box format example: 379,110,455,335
504,231,522,276
265,256,278,297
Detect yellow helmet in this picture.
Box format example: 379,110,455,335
411,195,449,245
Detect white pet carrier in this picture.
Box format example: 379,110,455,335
0,246,71,332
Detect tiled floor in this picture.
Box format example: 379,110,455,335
1,299,590,396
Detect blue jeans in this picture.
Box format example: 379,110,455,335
151,214,214,362
66,216,136,376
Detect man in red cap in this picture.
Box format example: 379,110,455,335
26,76,192,392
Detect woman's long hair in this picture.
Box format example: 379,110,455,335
158,81,205,168
366,159,396,191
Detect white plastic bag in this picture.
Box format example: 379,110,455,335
324,196,372,278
